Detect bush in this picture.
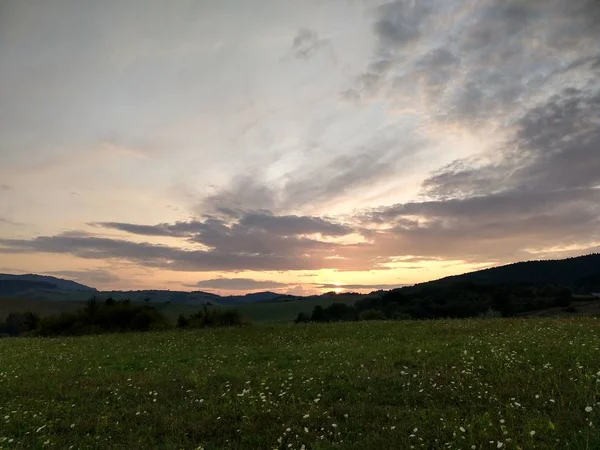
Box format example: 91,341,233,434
310,305,327,322
383,302,400,318
0,312,40,336
34,300,169,337
479,308,502,319
294,312,310,324
176,314,189,328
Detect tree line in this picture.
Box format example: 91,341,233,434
0,297,246,338
296,282,575,323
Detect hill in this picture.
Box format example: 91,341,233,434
0,273,96,295
2,253,600,323
421,253,600,292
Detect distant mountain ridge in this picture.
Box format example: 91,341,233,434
0,274,96,294
1,253,599,304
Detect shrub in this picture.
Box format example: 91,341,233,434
479,308,502,319
310,305,327,322
34,300,169,337
176,314,189,328
294,312,310,324
1,312,40,336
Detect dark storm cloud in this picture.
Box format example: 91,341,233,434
193,278,289,290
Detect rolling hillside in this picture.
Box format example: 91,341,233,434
0,274,95,293
2,253,600,323
421,253,600,292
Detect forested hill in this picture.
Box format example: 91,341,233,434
423,253,600,292
0,274,95,294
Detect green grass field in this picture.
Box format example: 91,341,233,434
1,318,599,449
1,295,360,325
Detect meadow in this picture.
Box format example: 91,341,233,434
0,295,360,325
0,318,599,449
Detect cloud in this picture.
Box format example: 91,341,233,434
0,232,369,272
47,269,122,286
314,283,407,291
5,78,600,271
2,0,600,282
98,211,353,240
352,85,600,263
420,88,600,200
198,175,278,216
281,141,412,209
291,28,328,59
196,131,425,216
92,222,178,237
0,216,21,226
351,0,600,127
193,278,289,290
238,212,352,236
372,1,432,47
7,85,600,275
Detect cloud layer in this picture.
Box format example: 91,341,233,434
1,0,599,289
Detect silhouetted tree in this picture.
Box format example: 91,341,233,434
177,314,189,328
294,312,309,324
311,305,326,322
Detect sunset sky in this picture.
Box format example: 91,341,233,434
0,0,599,295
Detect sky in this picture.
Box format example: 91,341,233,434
0,0,599,295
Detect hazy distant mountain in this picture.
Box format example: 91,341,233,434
421,254,600,291
0,274,95,294
0,279,59,296
217,291,289,305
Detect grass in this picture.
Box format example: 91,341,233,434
1,295,359,324
0,318,599,449
228,296,359,324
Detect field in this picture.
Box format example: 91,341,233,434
0,295,360,325
151,296,359,324
1,318,599,449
